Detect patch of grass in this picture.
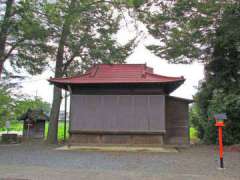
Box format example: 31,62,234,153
44,122,69,141
0,121,23,132
58,122,69,140
190,127,199,142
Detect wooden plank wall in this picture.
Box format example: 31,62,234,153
70,95,165,132
165,96,190,145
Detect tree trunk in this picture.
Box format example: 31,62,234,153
0,0,14,79
47,0,76,144
47,86,62,144
47,35,65,143
0,61,4,78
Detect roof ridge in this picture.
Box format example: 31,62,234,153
145,72,185,80
49,72,91,81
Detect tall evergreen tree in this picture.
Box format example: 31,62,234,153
44,0,135,143
192,5,240,144
0,0,52,78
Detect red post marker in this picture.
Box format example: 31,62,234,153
215,121,224,168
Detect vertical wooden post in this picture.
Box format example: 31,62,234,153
212,113,226,169
218,126,224,168
215,121,224,169
63,90,67,142
67,85,72,148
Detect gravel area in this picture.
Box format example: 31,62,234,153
0,142,239,180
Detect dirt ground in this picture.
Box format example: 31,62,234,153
0,142,239,180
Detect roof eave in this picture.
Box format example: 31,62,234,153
48,79,185,93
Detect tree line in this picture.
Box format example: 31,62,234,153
0,86,50,129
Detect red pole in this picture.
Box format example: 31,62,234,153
218,126,224,168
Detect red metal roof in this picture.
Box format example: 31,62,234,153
49,64,185,85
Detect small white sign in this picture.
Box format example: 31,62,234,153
5,121,10,129
214,113,227,120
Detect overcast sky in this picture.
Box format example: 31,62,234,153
18,12,204,104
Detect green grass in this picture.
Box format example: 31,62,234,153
44,122,69,141
0,121,23,132
190,127,199,142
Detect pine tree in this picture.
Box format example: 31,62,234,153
44,0,135,143
0,0,52,78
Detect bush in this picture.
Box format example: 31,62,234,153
190,92,240,145
0,88,14,128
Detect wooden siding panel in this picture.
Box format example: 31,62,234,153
70,95,165,132
134,96,149,131
117,95,134,131
148,96,165,131
165,96,190,145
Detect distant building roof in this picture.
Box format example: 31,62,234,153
18,109,49,122
49,64,185,90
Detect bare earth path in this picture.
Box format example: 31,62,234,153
0,143,239,180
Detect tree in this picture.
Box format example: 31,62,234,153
44,0,135,143
191,5,240,144
14,97,51,121
0,0,14,76
132,0,238,63
0,87,14,127
0,0,52,78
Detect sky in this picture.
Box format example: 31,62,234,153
18,11,205,104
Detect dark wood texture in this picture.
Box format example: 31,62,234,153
69,133,164,145
68,85,190,145
70,130,166,135
23,120,45,139
70,95,165,132
69,83,181,95
164,96,190,145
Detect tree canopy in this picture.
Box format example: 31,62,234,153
0,85,50,129
191,5,240,144
41,0,135,76
0,0,52,78
131,0,238,63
